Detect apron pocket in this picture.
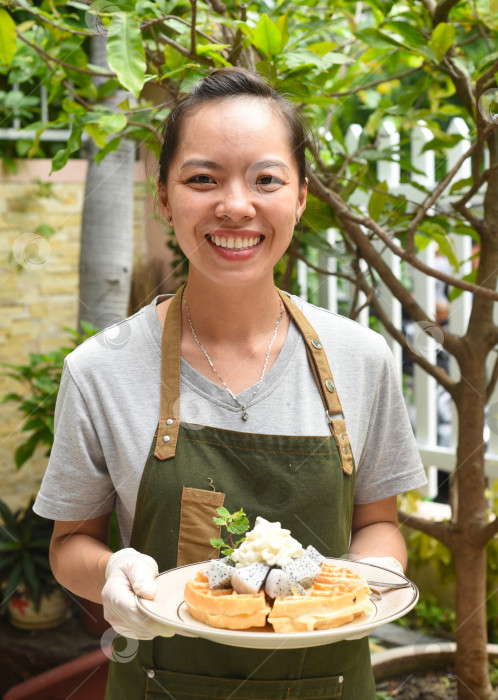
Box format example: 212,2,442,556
145,668,344,699
177,487,225,567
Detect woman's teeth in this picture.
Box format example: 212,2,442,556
209,235,261,250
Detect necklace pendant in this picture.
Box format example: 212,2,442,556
241,407,249,421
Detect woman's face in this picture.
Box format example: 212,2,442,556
159,97,307,289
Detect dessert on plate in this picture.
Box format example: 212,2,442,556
183,516,372,632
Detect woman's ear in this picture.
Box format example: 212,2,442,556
297,177,308,220
157,180,171,220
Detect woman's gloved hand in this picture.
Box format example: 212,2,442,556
102,547,175,640
356,556,404,574
345,556,404,641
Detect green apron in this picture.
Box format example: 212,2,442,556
106,287,376,699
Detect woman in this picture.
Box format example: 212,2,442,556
34,68,426,698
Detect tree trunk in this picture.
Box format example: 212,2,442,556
78,35,134,330
453,354,492,699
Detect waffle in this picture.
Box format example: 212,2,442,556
184,571,271,629
268,563,372,633
184,564,372,633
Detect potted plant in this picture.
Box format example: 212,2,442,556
0,498,68,629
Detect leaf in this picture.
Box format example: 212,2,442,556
0,9,17,65
50,148,71,174
99,113,127,135
274,13,289,51
209,538,224,549
227,516,249,535
368,181,389,221
95,137,120,164
215,507,230,519
83,123,107,149
106,12,146,98
430,22,455,62
251,14,282,58
448,270,478,300
14,433,40,469
2,561,22,608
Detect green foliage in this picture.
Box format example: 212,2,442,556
1,323,98,468
0,497,57,610
210,506,250,557
395,594,456,634
2,0,494,293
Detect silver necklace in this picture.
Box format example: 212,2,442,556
183,294,285,421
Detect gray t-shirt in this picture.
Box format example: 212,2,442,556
34,294,426,546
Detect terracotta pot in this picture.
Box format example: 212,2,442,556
372,641,498,681
3,647,110,700
8,589,69,630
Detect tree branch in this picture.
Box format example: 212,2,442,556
158,33,214,66
327,67,421,98
486,352,498,400
141,15,224,45
13,2,94,35
477,517,498,546
368,290,457,394
476,59,498,98
398,510,453,548
307,170,498,302
407,135,485,238
207,0,227,13
17,30,116,77
189,0,197,58
433,0,461,25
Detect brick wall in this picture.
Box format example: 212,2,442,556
0,159,150,511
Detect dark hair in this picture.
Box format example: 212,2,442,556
157,67,312,186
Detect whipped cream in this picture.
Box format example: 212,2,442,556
231,517,304,568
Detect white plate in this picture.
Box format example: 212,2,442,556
136,558,418,649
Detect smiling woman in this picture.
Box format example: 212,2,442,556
33,67,427,700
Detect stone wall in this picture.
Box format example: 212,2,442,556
0,159,151,511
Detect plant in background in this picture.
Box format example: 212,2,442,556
2,0,498,695
1,323,97,468
0,497,57,611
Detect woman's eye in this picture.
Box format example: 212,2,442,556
256,175,283,190
187,174,214,184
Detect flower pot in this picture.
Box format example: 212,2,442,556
3,647,110,700
8,588,69,630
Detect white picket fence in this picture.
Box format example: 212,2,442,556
298,118,498,496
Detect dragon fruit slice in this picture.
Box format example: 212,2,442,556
264,568,305,598
304,544,325,567
231,563,270,594
206,557,236,589
282,555,322,589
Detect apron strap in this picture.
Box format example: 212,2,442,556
154,284,185,461
277,290,354,476
154,285,354,475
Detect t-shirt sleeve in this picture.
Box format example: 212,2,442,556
33,362,116,521
354,341,427,503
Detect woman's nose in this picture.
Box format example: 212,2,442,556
215,182,256,221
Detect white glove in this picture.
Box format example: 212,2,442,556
102,548,175,640
357,556,404,574
345,556,404,641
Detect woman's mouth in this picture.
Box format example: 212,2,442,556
206,234,263,250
